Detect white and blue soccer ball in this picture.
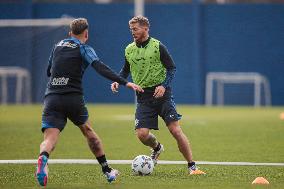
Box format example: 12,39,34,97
131,155,154,175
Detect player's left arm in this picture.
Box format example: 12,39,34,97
154,42,176,98
160,42,176,88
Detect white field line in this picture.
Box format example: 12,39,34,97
0,159,283,166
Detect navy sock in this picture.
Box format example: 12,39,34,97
154,142,161,152
40,151,49,158
188,161,195,168
96,155,112,173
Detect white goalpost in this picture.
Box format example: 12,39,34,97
0,67,31,104
205,72,271,107
0,18,73,27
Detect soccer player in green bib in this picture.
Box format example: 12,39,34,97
111,16,205,175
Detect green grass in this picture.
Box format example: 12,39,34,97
1,164,284,189
0,104,284,188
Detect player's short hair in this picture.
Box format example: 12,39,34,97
70,18,89,35
129,16,150,28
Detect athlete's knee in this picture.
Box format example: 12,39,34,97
169,124,183,138
80,122,95,137
80,122,100,143
136,129,150,141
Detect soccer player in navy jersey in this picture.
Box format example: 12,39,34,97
111,16,205,175
36,18,143,186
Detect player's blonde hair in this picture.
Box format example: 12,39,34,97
70,18,89,35
129,16,150,28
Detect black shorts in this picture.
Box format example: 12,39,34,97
135,98,182,130
41,93,88,132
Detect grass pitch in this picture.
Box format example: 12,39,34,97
0,104,283,188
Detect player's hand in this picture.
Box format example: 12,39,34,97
153,85,166,98
111,82,120,93
126,82,144,93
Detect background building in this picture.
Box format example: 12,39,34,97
0,0,283,105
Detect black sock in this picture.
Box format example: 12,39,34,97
40,151,49,158
188,161,195,168
154,142,161,152
96,155,112,173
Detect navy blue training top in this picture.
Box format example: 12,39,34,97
45,37,127,96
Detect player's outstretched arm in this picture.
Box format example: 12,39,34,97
111,82,144,93
92,61,143,93
126,82,144,93
81,45,143,92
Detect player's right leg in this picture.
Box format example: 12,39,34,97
136,128,164,164
135,103,163,164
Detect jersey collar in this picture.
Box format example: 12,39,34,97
136,37,151,48
69,36,82,45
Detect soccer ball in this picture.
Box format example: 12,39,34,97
131,155,154,175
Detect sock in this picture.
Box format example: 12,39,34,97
96,155,112,173
39,151,49,159
153,142,161,152
188,161,196,170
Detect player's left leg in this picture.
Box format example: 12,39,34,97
167,121,193,162
167,121,205,175
37,128,61,186
37,94,67,186
66,94,118,183
79,120,119,183
40,128,61,154
160,98,205,175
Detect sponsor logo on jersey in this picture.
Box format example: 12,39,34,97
51,77,69,86
57,41,78,48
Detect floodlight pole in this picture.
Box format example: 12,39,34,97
134,0,144,16
133,0,144,105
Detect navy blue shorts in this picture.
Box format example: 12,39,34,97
135,98,182,130
41,93,88,132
